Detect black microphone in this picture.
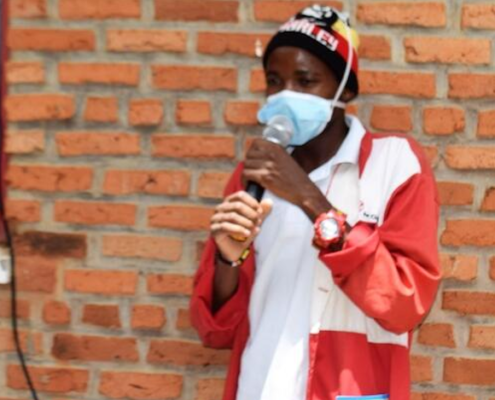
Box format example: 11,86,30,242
246,115,293,201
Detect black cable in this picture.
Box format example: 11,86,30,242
0,0,39,397
0,214,40,400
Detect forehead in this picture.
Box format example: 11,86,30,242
265,46,333,76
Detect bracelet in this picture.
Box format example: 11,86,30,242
216,248,251,268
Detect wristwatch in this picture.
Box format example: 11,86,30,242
313,209,347,249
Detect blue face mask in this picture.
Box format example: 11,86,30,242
257,90,346,146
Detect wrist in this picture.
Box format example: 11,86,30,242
300,186,333,222
216,248,251,268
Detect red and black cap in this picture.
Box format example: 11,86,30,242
262,5,360,97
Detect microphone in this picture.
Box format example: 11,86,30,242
246,115,293,201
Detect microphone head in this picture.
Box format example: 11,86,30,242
262,115,293,148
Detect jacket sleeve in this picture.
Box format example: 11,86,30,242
189,163,254,349
319,170,441,334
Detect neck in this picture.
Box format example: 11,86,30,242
292,111,349,174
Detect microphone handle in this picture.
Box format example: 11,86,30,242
246,181,265,202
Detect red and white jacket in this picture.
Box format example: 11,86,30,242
190,128,441,400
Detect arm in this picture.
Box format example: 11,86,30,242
319,172,441,334
190,164,270,348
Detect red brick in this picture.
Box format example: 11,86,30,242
196,378,225,400
0,298,30,320
10,0,46,18
197,171,230,199
440,253,478,281
16,255,57,293
198,32,271,57
7,165,93,193
6,94,74,122
6,130,45,154
7,365,89,393
411,355,433,382
176,100,212,125
442,220,495,247
14,231,87,258
102,235,182,262
99,371,183,399
417,323,456,348
436,181,474,206
477,109,495,137
443,291,495,316
176,309,192,331
361,71,436,98
422,145,439,167
6,61,44,84
55,200,136,226
405,37,491,65
0,328,29,353
155,0,239,22
84,97,118,123
108,29,187,53
148,205,213,231
59,0,141,19
224,101,260,126
131,305,166,330
147,339,230,366
103,170,190,196
359,35,391,60
250,68,266,93
481,187,495,212
462,4,495,30
152,134,235,159
469,325,495,350
5,199,41,222
448,73,495,99
8,28,94,51
129,99,163,126
59,63,140,86
56,132,140,156
254,1,342,22
147,274,193,295
445,146,495,170
52,333,138,362
152,65,237,92
357,2,446,27
444,357,495,385
65,269,138,295
491,257,495,280
370,105,412,132
423,107,465,136
43,301,71,325
82,304,121,329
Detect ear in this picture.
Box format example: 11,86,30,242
341,88,356,102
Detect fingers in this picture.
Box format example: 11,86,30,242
211,210,256,231
211,191,263,238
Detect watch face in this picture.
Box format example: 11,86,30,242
320,218,340,240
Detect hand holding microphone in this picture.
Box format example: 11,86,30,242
211,116,293,254
245,115,294,201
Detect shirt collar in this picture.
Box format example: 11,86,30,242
308,115,366,182
331,114,366,166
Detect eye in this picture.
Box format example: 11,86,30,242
298,77,316,87
266,75,282,88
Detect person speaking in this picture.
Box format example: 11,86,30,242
190,5,440,400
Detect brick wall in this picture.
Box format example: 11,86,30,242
1,0,495,399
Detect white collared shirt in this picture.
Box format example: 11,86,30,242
236,116,366,400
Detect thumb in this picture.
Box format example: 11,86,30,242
259,198,273,221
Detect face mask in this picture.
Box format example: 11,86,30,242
257,90,345,146
258,20,354,147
